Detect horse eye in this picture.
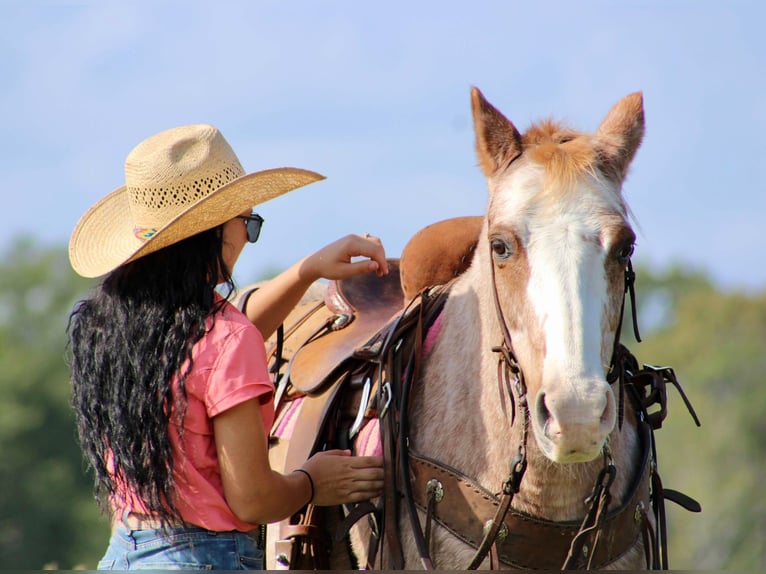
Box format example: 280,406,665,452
616,242,634,264
491,238,512,260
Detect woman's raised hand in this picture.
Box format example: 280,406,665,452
300,234,389,282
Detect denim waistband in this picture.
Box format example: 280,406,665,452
114,509,260,538
111,522,255,548
100,523,264,570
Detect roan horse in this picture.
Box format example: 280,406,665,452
235,88,700,570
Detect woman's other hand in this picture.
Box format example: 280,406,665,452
299,449,384,506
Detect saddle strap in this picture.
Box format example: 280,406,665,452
333,501,378,544
380,387,404,569
280,506,331,570
375,284,451,569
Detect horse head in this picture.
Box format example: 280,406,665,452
471,87,644,464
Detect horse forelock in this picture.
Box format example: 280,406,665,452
514,119,627,214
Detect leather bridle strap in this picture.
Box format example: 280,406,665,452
462,246,530,570
487,247,524,379
486,242,528,414
377,312,407,570
466,418,528,570
562,447,617,568
377,286,449,569
398,295,436,569
607,258,641,429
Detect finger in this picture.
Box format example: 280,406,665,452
348,455,384,469
320,449,351,457
359,232,380,242
337,259,383,278
352,476,385,489
348,488,384,503
349,469,385,485
344,473,385,489
354,234,389,276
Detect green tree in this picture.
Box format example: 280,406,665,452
1,238,762,569
0,237,108,569
629,264,766,569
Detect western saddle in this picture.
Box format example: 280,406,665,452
234,216,482,569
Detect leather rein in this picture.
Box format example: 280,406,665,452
374,248,701,570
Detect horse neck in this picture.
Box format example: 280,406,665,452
411,258,523,491
412,253,642,522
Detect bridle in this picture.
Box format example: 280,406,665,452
464,244,644,569
331,238,699,570
389,243,659,570
259,227,701,570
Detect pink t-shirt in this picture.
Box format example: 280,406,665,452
112,298,274,531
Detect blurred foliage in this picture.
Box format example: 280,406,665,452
626,264,766,569
0,240,763,569
0,237,108,569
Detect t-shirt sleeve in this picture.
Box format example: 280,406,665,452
205,323,273,418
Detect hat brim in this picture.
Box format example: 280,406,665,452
69,167,324,278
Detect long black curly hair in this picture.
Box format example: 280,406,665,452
67,226,234,525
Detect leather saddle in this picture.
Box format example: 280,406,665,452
236,216,483,569
260,215,484,396
274,259,406,395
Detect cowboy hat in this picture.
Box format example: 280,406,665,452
69,123,324,278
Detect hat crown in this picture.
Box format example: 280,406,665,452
125,124,245,228
69,122,324,278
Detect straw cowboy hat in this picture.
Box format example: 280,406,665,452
69,124,324,278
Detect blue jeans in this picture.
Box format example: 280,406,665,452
98,523,264,570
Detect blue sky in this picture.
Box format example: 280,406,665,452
1,1,764,290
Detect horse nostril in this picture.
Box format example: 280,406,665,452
536,392,553,434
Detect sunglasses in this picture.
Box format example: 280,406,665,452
236,212,264,243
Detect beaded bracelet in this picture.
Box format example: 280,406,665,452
295,469,314,504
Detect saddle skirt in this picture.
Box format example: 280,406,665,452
271,259,406,396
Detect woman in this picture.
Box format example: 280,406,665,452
67,124,386,569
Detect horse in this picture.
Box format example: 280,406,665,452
235,87,700,570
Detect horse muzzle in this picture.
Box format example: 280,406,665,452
532,380,616,463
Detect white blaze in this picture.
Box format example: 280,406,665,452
491,168,624,461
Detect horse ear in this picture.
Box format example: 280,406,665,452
596,92,645,181
471,87,523,177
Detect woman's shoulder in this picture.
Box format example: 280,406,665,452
190,301,264,373
208,299,261,339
